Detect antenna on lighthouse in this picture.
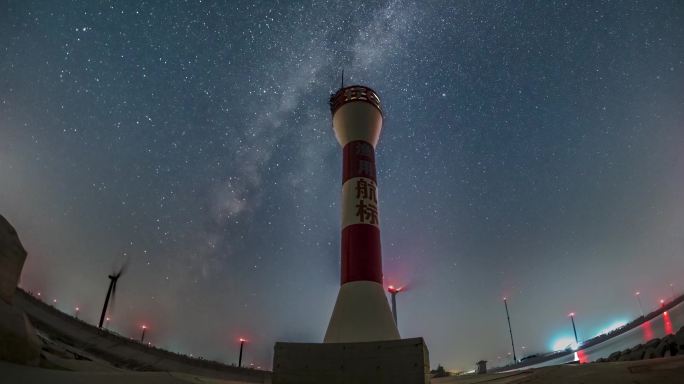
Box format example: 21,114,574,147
330,69,347,110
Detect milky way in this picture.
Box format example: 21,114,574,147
1,1,683,370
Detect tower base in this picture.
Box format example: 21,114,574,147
273,337,430,384
324,281,400,343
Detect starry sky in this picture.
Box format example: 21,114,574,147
1,0,684,371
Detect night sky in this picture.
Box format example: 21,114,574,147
1,0,684,371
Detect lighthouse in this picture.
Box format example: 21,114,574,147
324,85,400,343
272,86,428,383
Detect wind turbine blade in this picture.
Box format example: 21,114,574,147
118,255,130,276
109,280,117,313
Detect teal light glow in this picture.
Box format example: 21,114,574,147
550,336,578,351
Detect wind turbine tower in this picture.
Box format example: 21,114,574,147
98,268,124,328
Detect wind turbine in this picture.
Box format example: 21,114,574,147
98,260,127,328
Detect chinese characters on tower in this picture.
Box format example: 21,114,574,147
345,141,380,226
355,179,378,224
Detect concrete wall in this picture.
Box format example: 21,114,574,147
0,215,27,304
273,337,430,384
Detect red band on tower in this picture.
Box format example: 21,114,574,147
343,140,377,183
340,139,382,284
341,225,382,284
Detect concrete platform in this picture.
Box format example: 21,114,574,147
272,337,430,384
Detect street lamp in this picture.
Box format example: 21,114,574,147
238,338,247,368
635,291,644,317
387,285,403,326
660,299,665,308
140,325,147,343
75,306,80,319
503,297,517,364
568,312,579,344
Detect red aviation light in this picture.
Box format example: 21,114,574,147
641,320,654,342
576,349,588,364
387,285,403,294
663,312,673,335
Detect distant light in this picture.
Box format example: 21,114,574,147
142,325,147,329
663,311,673,334
568,312,575,317
75,307,80,311
239,338,247,343
574,350,589,364
635,291,640,296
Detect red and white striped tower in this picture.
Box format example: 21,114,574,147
324,85,400,343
